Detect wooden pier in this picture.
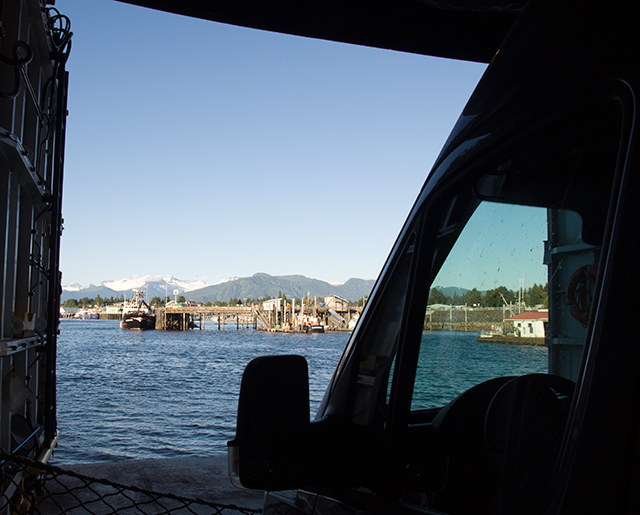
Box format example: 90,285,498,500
157,306,256,331
156,303,360,331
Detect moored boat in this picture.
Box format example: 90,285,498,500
75,310,99,320
475,333,545,346
121,289,156,330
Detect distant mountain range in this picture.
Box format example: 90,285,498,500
61,274,376,303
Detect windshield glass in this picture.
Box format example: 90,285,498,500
413,202,561,409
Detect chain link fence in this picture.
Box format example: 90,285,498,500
1,451,262,515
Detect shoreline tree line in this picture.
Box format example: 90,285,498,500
61,285,546,311
62,292,369,310
428,283,548,308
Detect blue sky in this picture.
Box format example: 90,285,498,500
434,203,548,291
55,0,487,287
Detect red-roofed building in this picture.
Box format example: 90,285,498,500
505,311,549,338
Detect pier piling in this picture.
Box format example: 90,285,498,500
158,306,254,331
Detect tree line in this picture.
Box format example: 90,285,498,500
62,295,253,309
63,291,371,310
62,295,124,309
62,286,539,311
62,293,297,309
428,283,548,308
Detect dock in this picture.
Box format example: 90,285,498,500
156,301,361,331
57,455,264,509
4,452,264,514
157,306,256,331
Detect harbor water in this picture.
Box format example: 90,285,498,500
53,320,547,465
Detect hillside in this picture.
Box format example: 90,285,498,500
61,273,375,303
61,284,121,302
184,274,375,303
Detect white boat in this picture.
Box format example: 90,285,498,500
120,289,156,330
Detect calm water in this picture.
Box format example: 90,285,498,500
53,321,547,465
412,331,548,409
54,319,348,464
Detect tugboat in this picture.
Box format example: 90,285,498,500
120,289,156,330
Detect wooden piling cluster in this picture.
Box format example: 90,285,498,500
156,303,362,332
157,306,256,331
255,300,360,332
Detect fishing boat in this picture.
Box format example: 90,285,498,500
75,310,99,320
120,289,156,330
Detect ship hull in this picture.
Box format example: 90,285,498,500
120,313,156,330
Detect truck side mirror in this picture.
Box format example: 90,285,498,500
228,355,311,490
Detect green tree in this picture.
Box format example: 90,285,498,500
451,292,463,305
463,288,483,307
483,286,515,307
428,288,450,305
482,289,501,307
62,298,78,308
177,295,186,303
525,283,548,307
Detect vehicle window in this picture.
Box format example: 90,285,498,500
413,202,582,410
408,96,624,414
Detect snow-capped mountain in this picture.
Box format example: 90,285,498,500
61,275,209,302
60,274,376,303
213,276,239,285
63,283,85,292
100,274,208,293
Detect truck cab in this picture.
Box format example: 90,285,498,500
228,1,640,514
